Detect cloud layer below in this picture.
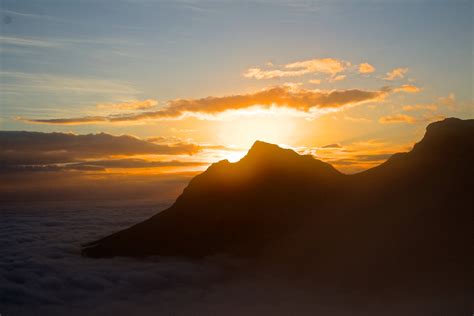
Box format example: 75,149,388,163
0,202,460,316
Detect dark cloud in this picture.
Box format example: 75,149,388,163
354,153,392,161
0,159,207,173
0,131,202,171
0,131,200,156
145,136,183,144
68,159,207,169
321,143,342,149
0,164,106,173
0,131,213,204
326,153,392,167
0,171,195,203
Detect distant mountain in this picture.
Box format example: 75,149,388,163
83,118,473,292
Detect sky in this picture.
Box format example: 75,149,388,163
0,0,473,201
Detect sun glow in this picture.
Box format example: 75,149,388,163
222,150,247,163
214,113,299,149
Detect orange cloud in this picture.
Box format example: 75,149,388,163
308,79,321,85
166,86,384,113
244,58,348,79
379,114,417,124
358,63,375,74
384,67,408,80
393,84,421,93
308,138,409,174
438,93,456,108
97,99,158,110
402,104,437,111
24,86,388,125
321,143,342,149
329,75,346,82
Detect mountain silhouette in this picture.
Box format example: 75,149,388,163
82,118,472,293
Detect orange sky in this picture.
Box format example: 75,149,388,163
1,1,472,202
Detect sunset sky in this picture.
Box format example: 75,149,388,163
0,0,472,201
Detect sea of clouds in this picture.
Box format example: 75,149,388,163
0,202,463,316
0,202,225,315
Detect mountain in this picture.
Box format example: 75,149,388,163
82,140,345,258
82,118,473,293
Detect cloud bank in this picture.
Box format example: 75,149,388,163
0,131,202,172
24,86,391,125
379,114,417,124
96,99,158,111
0,131,200,158
1,203,455,316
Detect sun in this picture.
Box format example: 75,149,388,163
214,111,299,149
224,150,248,163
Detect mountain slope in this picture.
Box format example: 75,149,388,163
260,118,473,291
82,140,344,258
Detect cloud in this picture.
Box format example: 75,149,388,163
0,131,200,156
0,8,71,23
96,99,158,111
1,71,139,96
24,86,388,125
243,58,348,79
321,143,342,149
384,67,408,80
0,36,57,48
421,113,446,123
438,93,456,108
19,116,115,125
285,58,348,75
68,159,207,170
358,63,375,74
1,159,208,173
166,86,383,113
379,114,417,124
329,75,346,82
0,201,455,315
393,84,421,93
353,153,393,161
0,131,201,170
402,104,437,112
310,139,401,174
340,115,372,123
146,136,184,144
349,139,388,148
308,79,321,85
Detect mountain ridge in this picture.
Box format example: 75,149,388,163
82,117,473,294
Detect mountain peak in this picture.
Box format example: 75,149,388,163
245,140,299,160
248,140,281,153
425,117,469,132
412,117,473,154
